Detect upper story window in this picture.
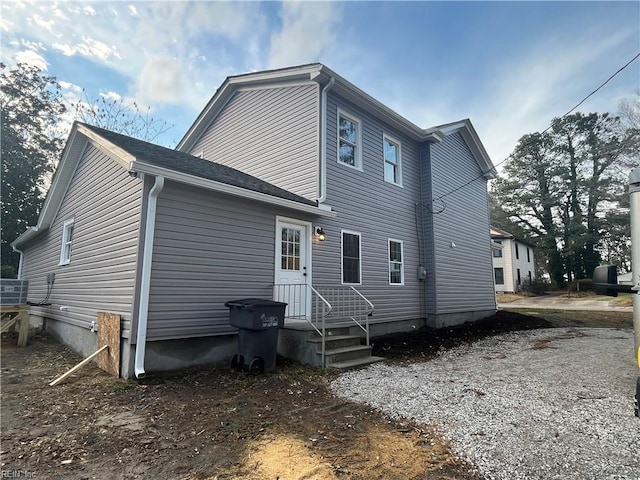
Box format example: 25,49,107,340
383,134,402,185
515,243,520,260
338,110,362,170
341,230,361,285
527,247,531,263
492,240,503,258
388,239,404,285
59,219,74,265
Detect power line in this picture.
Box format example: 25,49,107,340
432,52,640,206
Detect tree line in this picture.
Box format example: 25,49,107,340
492,103,639,288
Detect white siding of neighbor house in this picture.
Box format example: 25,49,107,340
312,91,426,322
187,83,320,200
492,240,509,293
20,143,143,339
145,181,315,341
429,132,496,314
493,238,535,293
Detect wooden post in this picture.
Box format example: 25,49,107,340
0,305,30,347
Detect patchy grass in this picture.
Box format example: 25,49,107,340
497,293,536,303
611,294,634,307
501,308,632,329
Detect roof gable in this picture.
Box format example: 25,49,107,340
437,120,496,179
176,64,495,179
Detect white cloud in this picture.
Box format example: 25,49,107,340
100,91,122,102
135,57,188,106
32,14,54,32
83,6,96,16
14,49,47,69
52,36,120,60
268,2,342,69
128,5,138,16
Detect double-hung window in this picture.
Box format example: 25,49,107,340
388,239,404,285
494,267,504,285
383,134,402,185
492,240,503,258
341,231,361,284
338,110,361,169
59,219,75,265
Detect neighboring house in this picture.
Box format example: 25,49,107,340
491,227,536,293
12,64,497,378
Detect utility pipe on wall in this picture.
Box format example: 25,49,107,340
12,246,25,280
317,76,335,204
629,168,640,356
134,175,164,378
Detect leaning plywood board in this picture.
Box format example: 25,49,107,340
97,312,121,377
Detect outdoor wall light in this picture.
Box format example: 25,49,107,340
315,227,326,241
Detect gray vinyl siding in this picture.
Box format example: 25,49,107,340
188,83,320,200
147,181,314,341
20,143,143,338
312,91,425,322
420,143,438,315
429,132,496,313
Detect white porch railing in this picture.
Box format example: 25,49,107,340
314,286,374,347
274,284,374,366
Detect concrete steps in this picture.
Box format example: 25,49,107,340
278,323,385,370
306,329,383,370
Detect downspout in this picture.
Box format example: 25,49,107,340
12,246,24,280
317,76,335,204
134,175,164,379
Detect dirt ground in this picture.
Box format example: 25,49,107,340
1,309,633,480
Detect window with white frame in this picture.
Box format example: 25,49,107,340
338,110,361,169
388,239,404,285
341,231,361,284
494,267,504,285
383,135,401,185
59,219,74,265
492,240,503,258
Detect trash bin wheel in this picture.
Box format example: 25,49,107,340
249,357,264,375
230,354,241,370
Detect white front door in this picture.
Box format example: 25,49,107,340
275,219,311,318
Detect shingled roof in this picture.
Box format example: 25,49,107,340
80,123,318,207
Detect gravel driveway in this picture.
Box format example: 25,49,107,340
331,328,640,480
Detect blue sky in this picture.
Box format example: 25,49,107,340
2,1,639,167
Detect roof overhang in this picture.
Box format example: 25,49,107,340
438,120,497,179
128,160,335,217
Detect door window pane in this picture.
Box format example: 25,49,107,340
281,227,301,271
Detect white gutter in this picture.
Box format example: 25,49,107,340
318,76,335,204
12,246,25,280
134,175,164,378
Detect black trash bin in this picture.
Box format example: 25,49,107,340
225,298,287,374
